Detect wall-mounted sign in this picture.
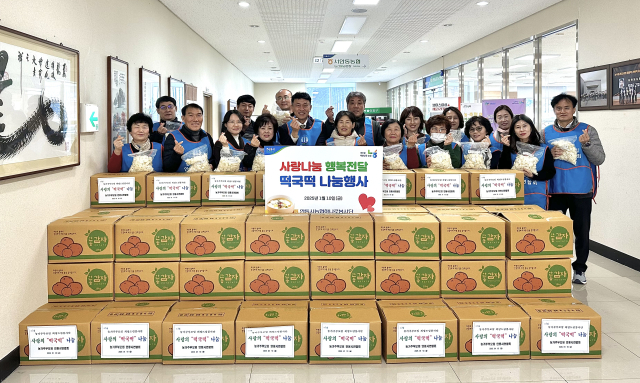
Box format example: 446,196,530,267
363,107,392,114
323,54,369,69
423,71,444,89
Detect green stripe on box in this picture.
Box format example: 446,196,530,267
312,291,375,296
531,350,600,356
162,355,235,361
91,201,145,206
181,252,244,258
116,253,179,259
377,291,440,296
385,352,458,359
245,291,309,297
459,351,530,358
256,199,265,203
471,197,525,202
246,252,309,257
508,289,572,294
21,355,92,361
49,255,113,261
236,355,307,361
442,290,504,295
115,292,179,297
308,355,381,361
181,292,245,297
48,294,113,299
92,354,162,361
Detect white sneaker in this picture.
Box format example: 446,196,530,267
573,271,587,285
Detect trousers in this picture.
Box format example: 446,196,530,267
549,194,593,273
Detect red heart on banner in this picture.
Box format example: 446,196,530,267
358,194,376,211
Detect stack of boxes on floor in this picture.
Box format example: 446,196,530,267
19,169,602,367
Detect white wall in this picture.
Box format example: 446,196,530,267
356,82,389,109
0,0,253,360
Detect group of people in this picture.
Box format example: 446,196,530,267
107,89,604,285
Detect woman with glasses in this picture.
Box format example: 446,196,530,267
463,115,501,168
151,96,182,144
489,105,513,151
213,110,253,171
417,115,462,168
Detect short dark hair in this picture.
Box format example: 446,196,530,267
381,119,403,139
291,92,312,104
551,93,578,108
155,96,176,109
126,113,153,132
237,94,256,106
399,106,425,133
425,115,451,134
442,106,464,128
182,103,203,116
508,114,541,153
335,110,357,125
221,110,245,133
254,113,278,132
493,105,514,122
464,115,493,138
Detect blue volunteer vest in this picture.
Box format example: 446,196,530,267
417,141,457,168
459,134,470,143
152,121,182,144
363,117,375,146
121,142,163,172
288,118,323,146
170,130,213,173
511,146,549,209
544,122,597,195
326,136,358,146
489,131,504,151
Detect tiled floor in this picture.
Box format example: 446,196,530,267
5,252,640,383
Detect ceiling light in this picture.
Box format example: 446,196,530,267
331,40,353,53
267,60,274,63
353,0,379,5
443,24,453,27
238,1,250,7
249,25,259,28
420,40,428,43
322,68,335,73
476,1,489,5
317,79,328,83
392,60,397,62
257,40,265,43
340,16,367,34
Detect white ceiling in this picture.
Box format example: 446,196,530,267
159,0,563,83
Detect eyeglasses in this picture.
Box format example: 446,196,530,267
469,127,484,133
159,105,174,110
276,96,291,101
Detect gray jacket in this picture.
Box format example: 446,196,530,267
541,117,605,166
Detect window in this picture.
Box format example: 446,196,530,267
541,25,577,128
483,53,503,100
306,83,356,122
446,67,460,98
508,42,535,119
463,61,479,103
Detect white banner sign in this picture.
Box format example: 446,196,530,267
320,323,370,358
173,324,223,359
323,54,369,69
396,323,446,358
382,174,406,200
100,323,149,359
245,325,295,358
98,177,135,204
461,102,483,120
27,325,78,360
472,321,521,356
424,174,461,200
209,175,246,201
430,97,460,116
153,177,191,203
541,319,590,354
479,174,516,200
264,146,382,214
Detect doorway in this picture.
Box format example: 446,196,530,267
203,92,214,136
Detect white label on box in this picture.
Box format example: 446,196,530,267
154,177,191,203
424,174,461,200
320,322,370,358
382,174,406,200
479,174,516,200
100,323,149,359
27,325,78,360
472,321,521,355
541,319,590,354
244,325,295,358
396,323,446,358
209,175,246,201
98,177,136,204
173,324,223,359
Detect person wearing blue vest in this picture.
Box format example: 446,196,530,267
400,106,428,141
488,105,514,152
498,114,555,209
162,103,215,173
325,111,368,146
542,94,605,285
382,119,420,169
463,116,501,169
244,113,280,170
443,106,468,143
320,91,384,146
150,96,181,144
213,110,253,171
277,92,325,146
108,113,163,172
417,115,463,168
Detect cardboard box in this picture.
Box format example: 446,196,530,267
180,261,244,300
376,299,447,309
376,260,440,299
255,171,265,205
309,214,374,259
379,304,458,363
162,306,237,364
115,216,183,262
517,302,601,359
444,299,513,307
414,169,470,205
482,205,545,214
191,206,253,215
382,205,427,213
506,258,572,297
245,260,309,300
171,301,243,311
241,301,309,310
235,307,308,363
73,208,140,218
437,213,506,260
503,212,574,259
202,171,256,206
107,301,177,309
48,217,119,263
90,303,171,364
146,172,202,207
466,169,525,205
371,213,440,259
37,302,109,311
424,205,487,214
114,262,179,301
245,214,309,260
310,300,378,310
132,207,196,216
47,263,114,302
310,260,375,300
382,169,416,204
309,308,381,364
180,215,246,261
19,308,102,365
90,172,149,208
441,260,506,299
510,297,583,306
452,303,530,361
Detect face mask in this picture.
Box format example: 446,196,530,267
431,133,446,144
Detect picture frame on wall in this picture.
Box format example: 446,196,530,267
0,25,80,180
169,77,185,118
139,67,160,122
577,65,609,111
610,58,640,110
107,56,129,156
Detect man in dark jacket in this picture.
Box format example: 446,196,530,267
319,91,384,146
